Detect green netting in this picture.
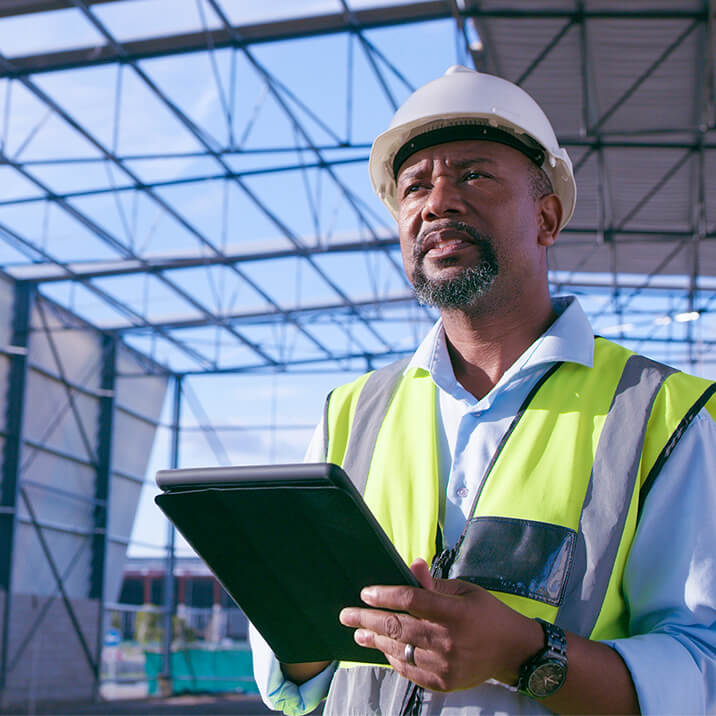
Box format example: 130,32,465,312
145,648,259,695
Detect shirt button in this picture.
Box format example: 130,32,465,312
456,487,469,498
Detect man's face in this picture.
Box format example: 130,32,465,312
395,139,551,312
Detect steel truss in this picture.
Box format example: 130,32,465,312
0,0,711,376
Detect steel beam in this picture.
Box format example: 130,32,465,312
160,376,181,692
90,334,116,696
0,0,114,17
106,275,716,334
0,4,707,80
461,7,707,20
0,2,450,77
2,139,716,210
0,282,33,698
171,328,716,377
8,228,714,286
8,237,398,282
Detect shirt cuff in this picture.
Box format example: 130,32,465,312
604,633,708,715
249,623,336,715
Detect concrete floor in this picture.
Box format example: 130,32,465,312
1,693,277,715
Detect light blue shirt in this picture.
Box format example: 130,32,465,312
250,296,716,715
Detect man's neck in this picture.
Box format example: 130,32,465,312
441,299,557,400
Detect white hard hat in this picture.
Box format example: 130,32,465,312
369,65,576,231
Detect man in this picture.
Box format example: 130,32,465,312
250,66,716,714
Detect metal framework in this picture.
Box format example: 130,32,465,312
0,0,714,704
0,0,711,377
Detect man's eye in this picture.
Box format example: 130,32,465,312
404,184,423,195
464,170,487,181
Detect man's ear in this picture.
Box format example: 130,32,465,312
536,194,562,247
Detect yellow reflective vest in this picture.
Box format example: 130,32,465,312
323,337,716,641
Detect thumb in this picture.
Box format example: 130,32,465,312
410,559,479,597
430,576,478,597
409,558,435,589
410,559,484,597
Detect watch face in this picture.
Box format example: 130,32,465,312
528,660,567,698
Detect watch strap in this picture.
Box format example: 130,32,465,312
516,618,568,698
538,618,567,657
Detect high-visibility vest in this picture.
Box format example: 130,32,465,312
321,337,715,714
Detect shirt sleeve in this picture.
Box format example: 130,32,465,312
249,418,337,715
602,408,716,715
249,622,337,715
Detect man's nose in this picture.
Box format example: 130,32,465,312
421,177,466,220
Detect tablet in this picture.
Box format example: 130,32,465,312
155,462,419,664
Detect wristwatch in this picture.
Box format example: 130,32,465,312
516,618,568,699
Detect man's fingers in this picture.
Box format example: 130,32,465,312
359,581,476,620
340,607,436,646
355,629,424,663
360,632,451,693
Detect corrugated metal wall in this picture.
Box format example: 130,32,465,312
0,275,167,707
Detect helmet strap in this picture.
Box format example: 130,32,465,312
392,124,545,178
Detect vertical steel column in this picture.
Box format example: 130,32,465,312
90,334,117,698
0,283,34,699
160,375,181,692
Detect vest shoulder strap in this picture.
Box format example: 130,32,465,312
556,348,676,635
324,357,411,494
638,379,716,517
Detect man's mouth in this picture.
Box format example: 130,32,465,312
417,223,480,260
422,234,473,257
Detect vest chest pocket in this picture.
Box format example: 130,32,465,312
447,516,576,606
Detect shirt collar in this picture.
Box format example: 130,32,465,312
407,295,594,392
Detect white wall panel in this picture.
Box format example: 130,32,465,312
27,306,103,390
11,523,91,598
111,409,162,478
20,446,95,497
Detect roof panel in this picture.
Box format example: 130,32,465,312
603,146,693,229
238,255,345,309
153,178,296,252
162,265,274,316
92,0,222,42
586,0,702,9
312,249,409,301
0,6,104,57
219,0,342,26
589,18,697,131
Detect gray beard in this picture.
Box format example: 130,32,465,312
412,229,499,309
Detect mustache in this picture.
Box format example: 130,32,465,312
414,221,493,259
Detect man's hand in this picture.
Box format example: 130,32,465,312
280,660,332,685
339,559,640,714
339,558,542,692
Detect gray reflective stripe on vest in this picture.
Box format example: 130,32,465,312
324,357,411,495
325,665,410,716
555,354,676,636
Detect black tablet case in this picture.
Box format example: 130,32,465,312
154,462,418,664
